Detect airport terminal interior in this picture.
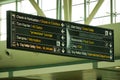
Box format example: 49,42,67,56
0,0,120,80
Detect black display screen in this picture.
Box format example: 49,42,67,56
7,11,114,61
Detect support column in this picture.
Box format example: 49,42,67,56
110,0,113,24
84,0,87,23
8,71,13,78
93,62,98,69
63,0,72,21
97,76,102,80
56,0,62,20
15,0,18,12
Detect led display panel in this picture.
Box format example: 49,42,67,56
7,11,114,61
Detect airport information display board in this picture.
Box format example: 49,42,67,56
7,11,114,61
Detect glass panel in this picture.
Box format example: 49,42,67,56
17,1,22,12
94,0,110,17
116,14,120,23
1,19,6,34
1,2,15,19
41,0,56,10
44,10,56,19
88,0,98,16
72,5,84,22
19,0,37,14
116,0,120,13
0,34,6,41
90,16,110,26
0,2,15,40
72,0,84,5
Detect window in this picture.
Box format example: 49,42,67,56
115,0,120,22
90,16,110,26
89,0,110,25
72,0,84,5
44,9,56,19
41,0,56,10
72,4,84,23
86,0,98,17
18,0,37,14
41,0,56,19
0,2,15,40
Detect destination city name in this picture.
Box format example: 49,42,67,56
14,14,61,27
